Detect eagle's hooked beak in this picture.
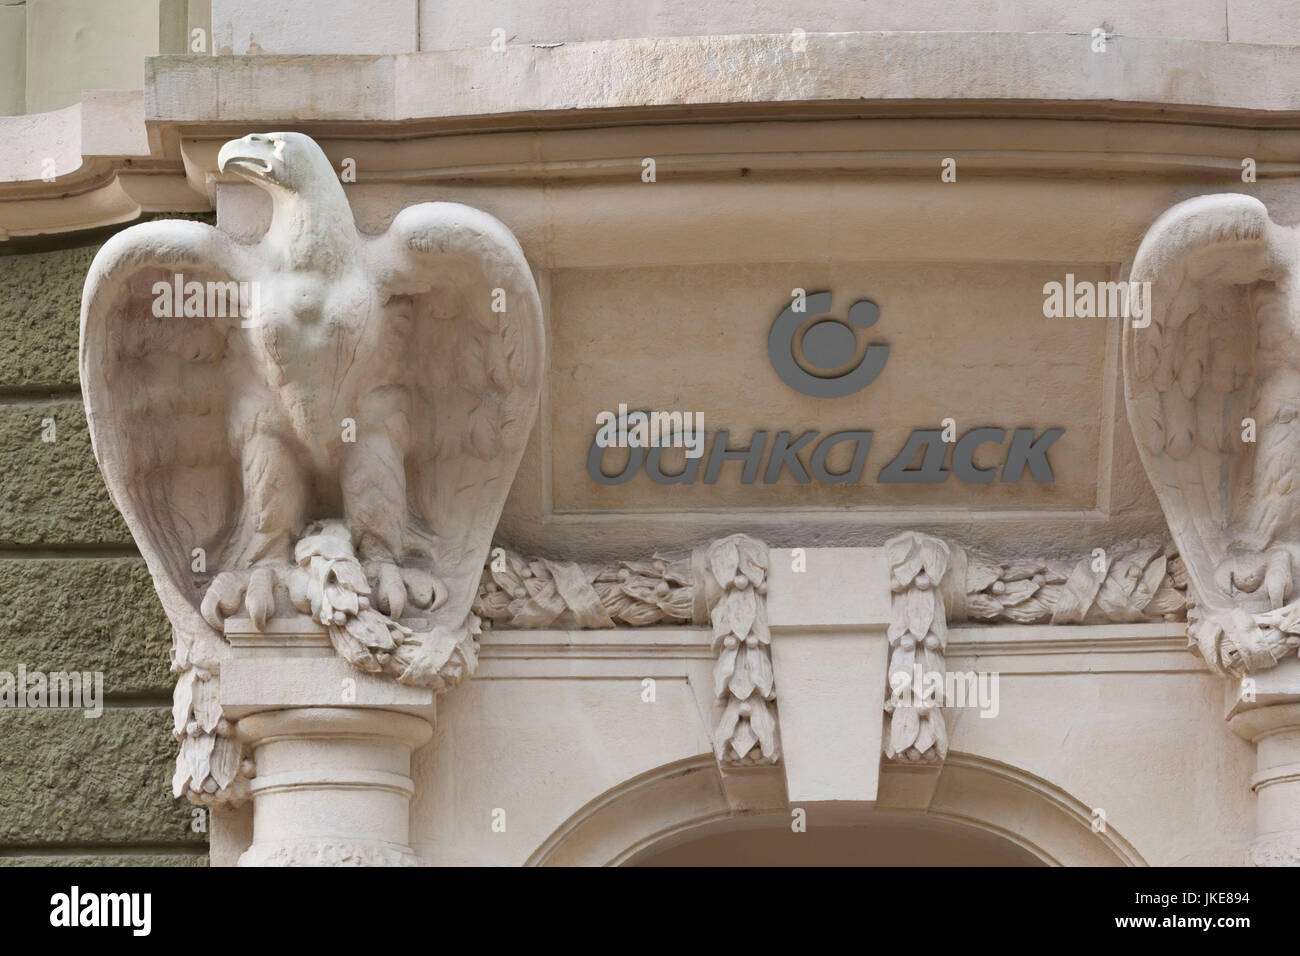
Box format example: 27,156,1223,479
217,133,280,184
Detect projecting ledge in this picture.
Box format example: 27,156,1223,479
146,33,1300,130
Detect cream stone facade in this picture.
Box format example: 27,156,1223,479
4,1,1300,872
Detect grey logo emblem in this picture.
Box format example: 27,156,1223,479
768,291,890,398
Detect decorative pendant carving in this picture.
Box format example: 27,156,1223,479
884,532,952,763
699,535,777,767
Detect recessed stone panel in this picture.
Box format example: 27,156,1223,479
550,261,1114,514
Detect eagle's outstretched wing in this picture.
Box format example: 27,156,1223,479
365,202,545,686
1124,194,1297,671
81,220,253,799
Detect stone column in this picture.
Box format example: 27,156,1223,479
218,618,436,866
1227,659,1300,866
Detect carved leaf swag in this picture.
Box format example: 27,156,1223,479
958,539,1187,627
477,535,1192,769
474,549,694,628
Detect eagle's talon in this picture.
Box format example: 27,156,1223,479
1265,548,1293,610
400,566,448,611
201,570,249,630
286,566,313,614
375,562,406,621
247,567,276,630
1215,549,1295,611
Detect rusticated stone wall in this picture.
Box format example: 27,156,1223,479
0,232,207,866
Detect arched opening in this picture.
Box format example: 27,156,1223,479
631,813,1046,866
529,753,1145,866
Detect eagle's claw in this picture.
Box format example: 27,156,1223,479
374,562,406,621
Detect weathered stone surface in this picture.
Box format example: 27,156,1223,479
0,245,97,389
0,853,206,866
0,707,203,846
0,401,130,545
0,558,171,695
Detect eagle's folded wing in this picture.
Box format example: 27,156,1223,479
1125,194,1292,614
364,203,545,669
81,219,258,800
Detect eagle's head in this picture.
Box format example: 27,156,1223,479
217,131,337,195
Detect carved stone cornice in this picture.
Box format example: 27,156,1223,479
14,35,1300,241
147,38,1300,136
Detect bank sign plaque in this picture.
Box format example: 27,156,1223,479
587,288,1064,488
553,263,1101,513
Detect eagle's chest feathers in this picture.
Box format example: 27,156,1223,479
252,271,384,455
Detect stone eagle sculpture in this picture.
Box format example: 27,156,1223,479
80,131,544,803
1124,193,1300,676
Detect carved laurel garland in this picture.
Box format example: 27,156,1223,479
957,539,1187,626
475,538,1188,634
476,535,1191,769
474,550,694,628
1188,604,1300,677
